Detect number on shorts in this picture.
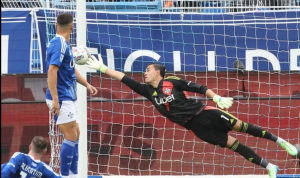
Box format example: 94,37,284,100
221,115,229,121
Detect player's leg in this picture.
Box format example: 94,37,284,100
58,121,78,178
187,110,279,178
69,123,79,178
232,119,298,156
48,100,78,178
227,136,279,178
69,101,79,178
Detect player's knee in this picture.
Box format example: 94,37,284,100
226,136,237,148
235,121,249,133
233,120,243,132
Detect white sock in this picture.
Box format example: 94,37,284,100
69,174,77,178
266,163,274,171
69,171,77,178
276,137,284,145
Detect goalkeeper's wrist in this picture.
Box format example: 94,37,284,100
213,95,221,103
99,64,108,73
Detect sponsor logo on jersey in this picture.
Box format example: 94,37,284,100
164,88,171,94
155,94,175,105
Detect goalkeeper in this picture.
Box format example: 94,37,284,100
87,55,298,178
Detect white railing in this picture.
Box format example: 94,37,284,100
161,0,300,12
1,0,43,8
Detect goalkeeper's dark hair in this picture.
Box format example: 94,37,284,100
57,13,73,26
31,136,47,154
147,63,166,78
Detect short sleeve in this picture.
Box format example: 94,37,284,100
49,39,67,67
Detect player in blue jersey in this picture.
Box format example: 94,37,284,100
45,13,98,178
1,136,62,178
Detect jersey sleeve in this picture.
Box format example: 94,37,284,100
166,76,208,95
48,39,67,67
121,75,151,99
1,152,22,178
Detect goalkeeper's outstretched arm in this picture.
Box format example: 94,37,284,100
86,54,125,81
86,54,150,98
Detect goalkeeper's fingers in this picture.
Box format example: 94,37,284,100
86,61,92,66
218,102,224,109
90,55,97,61
223,100,233,109
223,98,233,106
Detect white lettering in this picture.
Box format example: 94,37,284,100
21,163,26,169
173,51,181,71
290,49,300,71
22,164,42,178
124,50,161,72
208,51,215,71
155,95,175,105
107,49,115,70
1,35,9,74
99,49,298,72
246,49,281,71
70,59,75,68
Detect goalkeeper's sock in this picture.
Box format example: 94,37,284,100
230,140,267,167
240,122,278,142
60,139,75,176
69,140,79,177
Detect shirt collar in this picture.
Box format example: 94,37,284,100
28,154,41,163
55,34,65,39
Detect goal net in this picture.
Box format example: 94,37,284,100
40,1,300,176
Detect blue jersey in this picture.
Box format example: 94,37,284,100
46,34,77,101
1,152,62,178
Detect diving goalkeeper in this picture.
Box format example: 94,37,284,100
86,54,298,178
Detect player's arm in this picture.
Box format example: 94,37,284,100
47,40,65,115
86,54,150,98
75,68,98,95
48,65,59,102
1,152,22,178
169,77,233,109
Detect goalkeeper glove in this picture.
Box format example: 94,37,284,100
86,54,108,73
213,95,233,109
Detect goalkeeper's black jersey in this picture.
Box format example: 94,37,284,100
121,75,208,126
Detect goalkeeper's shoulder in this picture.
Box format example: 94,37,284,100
164,76,181,81
163,76,184,85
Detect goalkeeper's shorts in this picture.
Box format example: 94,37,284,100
186,106,238,148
